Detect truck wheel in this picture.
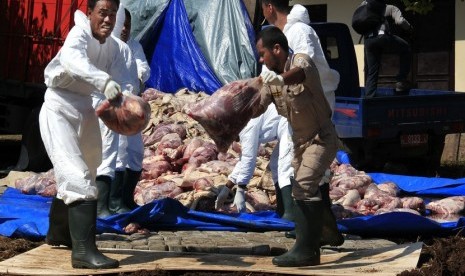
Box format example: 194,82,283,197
426,134,445,176
341,138,387,172
340,138,365,169
15,106,52,172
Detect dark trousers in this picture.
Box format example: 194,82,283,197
364,34,411,97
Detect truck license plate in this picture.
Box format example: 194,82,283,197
400,134,428,146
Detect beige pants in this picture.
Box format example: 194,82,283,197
292,124,338,201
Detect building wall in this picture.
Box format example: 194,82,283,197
290,0,462,91
456,0,465,92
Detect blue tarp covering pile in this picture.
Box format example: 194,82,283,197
123,0,258,94
0,187,294,240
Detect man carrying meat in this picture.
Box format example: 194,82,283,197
39,0,132,269
260,0,343,246
109,5,151,214
72,3,139,219
255,26,339,267
215,102,295,221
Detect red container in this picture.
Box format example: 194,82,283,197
0,0,88,84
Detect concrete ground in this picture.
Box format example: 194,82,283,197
94,230,398,257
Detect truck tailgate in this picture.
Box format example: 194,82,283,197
334,90,465,139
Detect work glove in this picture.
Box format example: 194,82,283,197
104,80,122,100
233,186,246,213
215,185,231,210
260,70,284,86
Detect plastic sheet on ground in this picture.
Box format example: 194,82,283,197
0,187,293,239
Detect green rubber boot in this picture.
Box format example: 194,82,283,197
46,197,71,248
274,182,284,217
320,182,344,246
109,170,131,214
272,199,323,267
279,184,294,221
69,200,119,269
122,169,141,210
96,175,112,218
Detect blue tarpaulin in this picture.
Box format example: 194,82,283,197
131,0,258,94
144,0,223,94
0,187,293,240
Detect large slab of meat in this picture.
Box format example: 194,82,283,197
183,77,262,152
95,94,151,136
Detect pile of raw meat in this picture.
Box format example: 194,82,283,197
12,87,465,221
329,162,465,223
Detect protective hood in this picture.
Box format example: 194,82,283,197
287,4,310,25
74,10,92,35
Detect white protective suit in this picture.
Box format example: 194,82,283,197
74,10,137,179
228,103,294,189
113,4,151,172
283,4,340,112
127,38,151,85
40,10,133,204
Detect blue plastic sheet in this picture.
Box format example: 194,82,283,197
369,173,465,196
139,0,257,94
144,0,222,94
0,187,293,239
0,188,50,240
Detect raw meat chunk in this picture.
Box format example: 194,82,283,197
184,77,262,152
95,94,151,136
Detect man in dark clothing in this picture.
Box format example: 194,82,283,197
363,0,413,97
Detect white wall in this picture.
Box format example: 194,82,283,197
456,0,465,92
291,0,463,90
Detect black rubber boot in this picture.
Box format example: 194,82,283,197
274,182,284,217
96,175,112,218
109,170,131,214
272,200,323,267
122,169,141,210
46,197,71,248
320,182,344,247
69,200,119,269
279,185,294,221
282,180,295,238
285,229,296,239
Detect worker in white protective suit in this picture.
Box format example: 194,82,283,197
261,1,339,112
69,5,138,219
39,0,132,269
260,0,343,247
109,6,152,213
215,103,295,219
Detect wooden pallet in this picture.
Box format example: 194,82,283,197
0,242,422,275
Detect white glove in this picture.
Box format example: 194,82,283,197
233,186,246,213
215,186,231,210
104,80,122,100
261,71,284,86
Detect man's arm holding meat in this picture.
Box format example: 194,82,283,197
59,27,111,95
